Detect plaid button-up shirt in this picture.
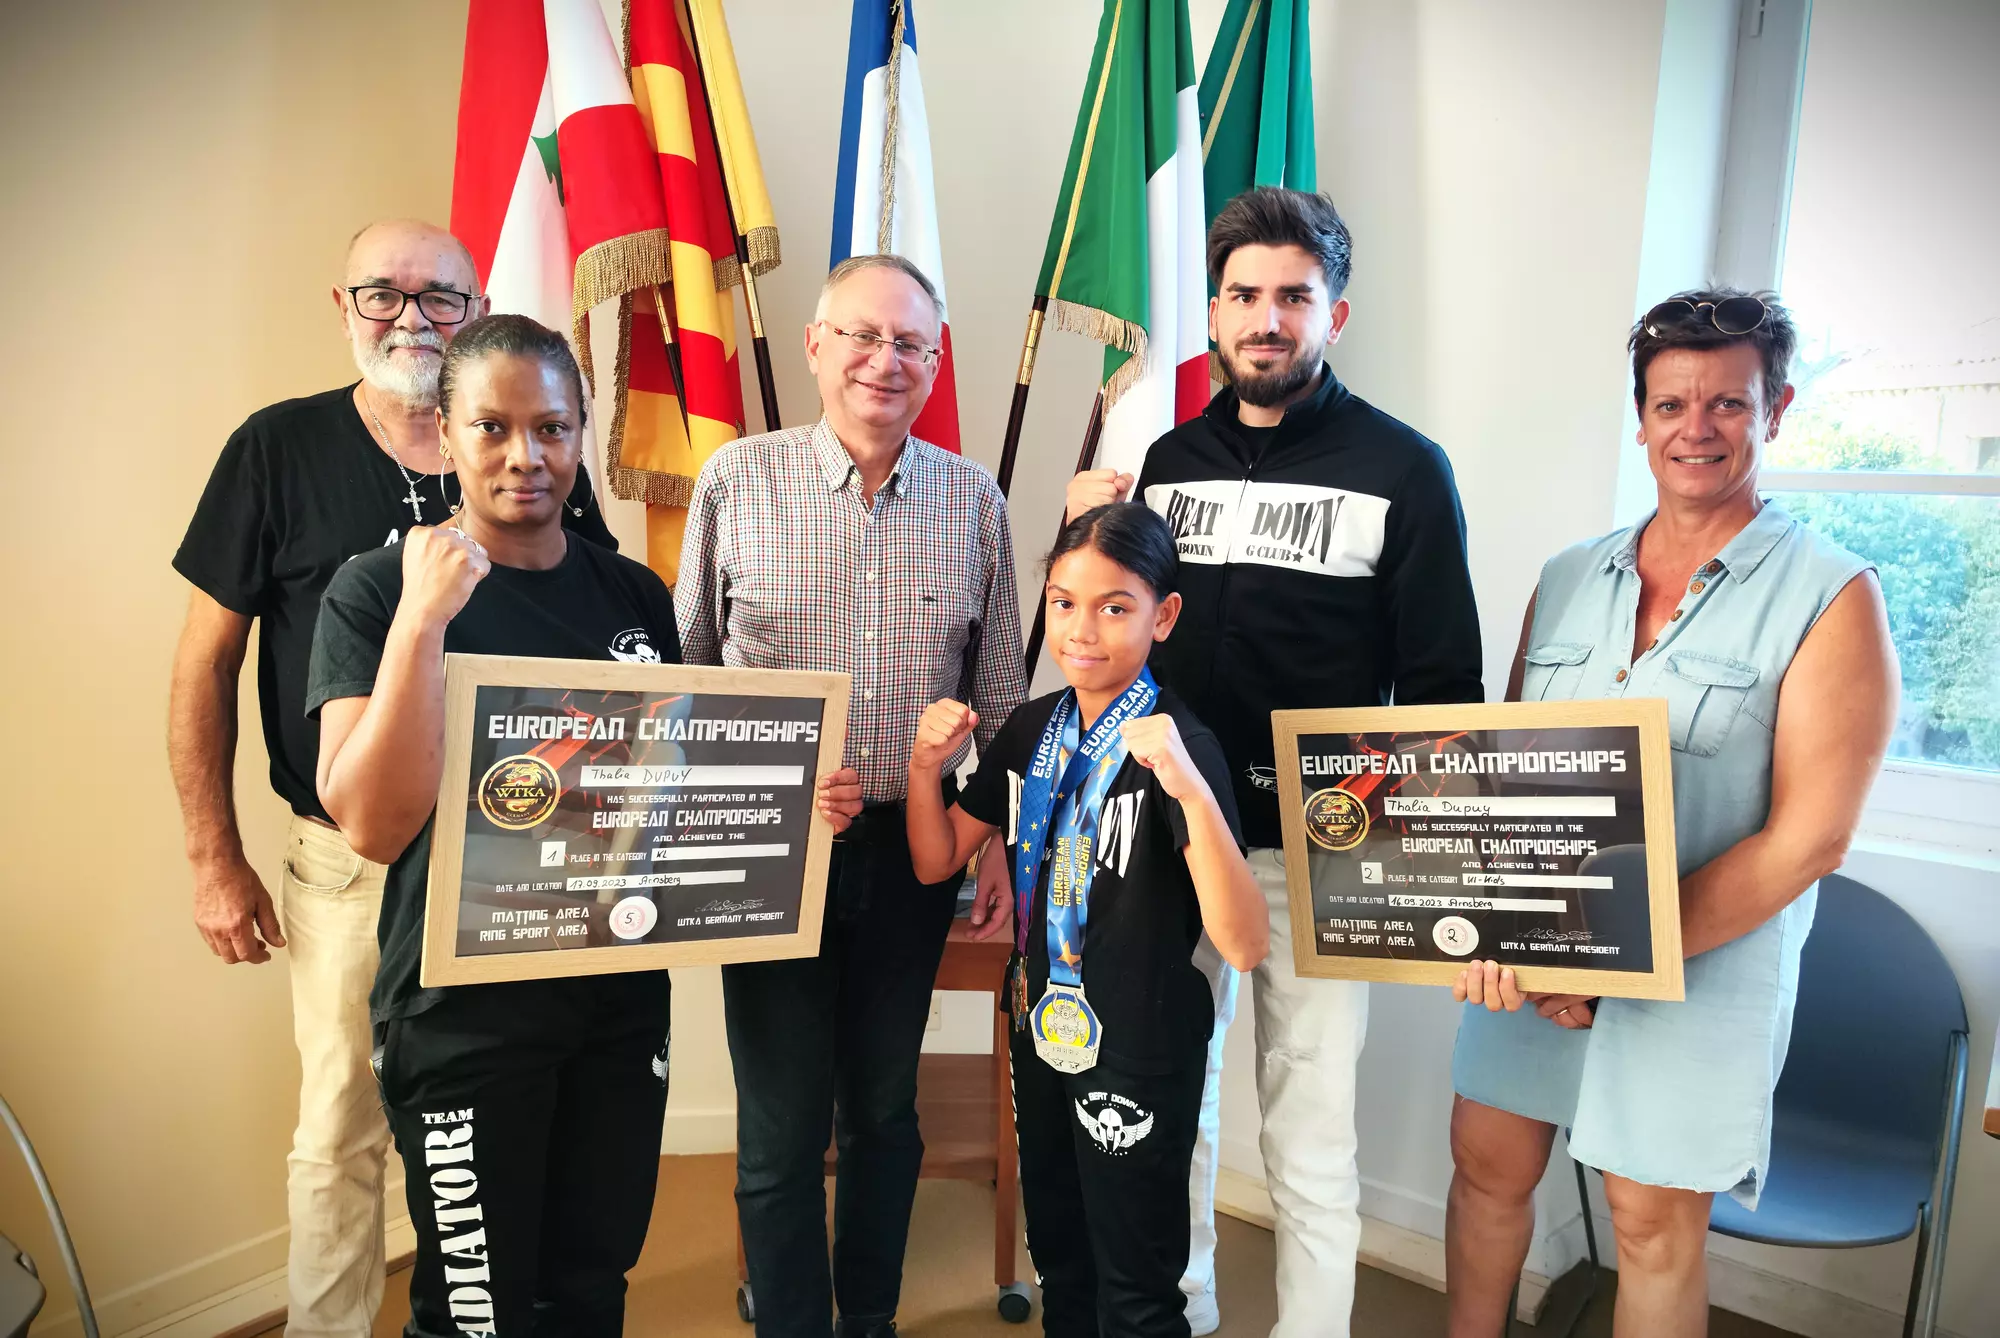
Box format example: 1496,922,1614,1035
675,418,1028,802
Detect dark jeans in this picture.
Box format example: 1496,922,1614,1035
377,973,673,1338
1013,1034,1205,1338
722,804,962,1336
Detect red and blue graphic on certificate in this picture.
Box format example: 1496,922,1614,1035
455,684,826,957
1295,725,1653,971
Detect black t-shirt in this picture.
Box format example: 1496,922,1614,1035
174,383,618,821
304,533,680,1023
958,688,1242,1073
1233,420,1280,466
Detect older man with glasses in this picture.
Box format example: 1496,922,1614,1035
168,218,617,1336
676,253,1027,1338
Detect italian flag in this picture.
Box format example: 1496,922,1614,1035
831,0,960,452
1199,0,1316,212
1035,0,1207,478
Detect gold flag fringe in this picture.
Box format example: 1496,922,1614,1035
711,226,782,293
602,290,700,509
1046,298,1149,407
572,228,674,387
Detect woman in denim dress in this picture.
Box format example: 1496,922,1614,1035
1442,291,1900,1338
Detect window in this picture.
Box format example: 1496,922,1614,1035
1755,0,2000,783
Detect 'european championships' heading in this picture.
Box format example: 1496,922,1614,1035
1302,749,1628,777
487,714,822,744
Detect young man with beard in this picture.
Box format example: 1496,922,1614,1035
167,219,615,1336
1066,187,1483,1337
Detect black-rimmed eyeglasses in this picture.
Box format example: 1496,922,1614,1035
1643,296,1769,338
347,285,476,325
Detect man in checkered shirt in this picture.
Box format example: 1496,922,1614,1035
675,254,1027,1338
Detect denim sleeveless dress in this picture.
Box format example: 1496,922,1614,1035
1452,502,1871,1206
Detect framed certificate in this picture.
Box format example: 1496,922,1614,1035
1271,700,1683,1001
421,654,850,988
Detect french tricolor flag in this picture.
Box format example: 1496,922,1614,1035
830,0,960,452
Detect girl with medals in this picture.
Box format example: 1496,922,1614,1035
908,504,1268,1338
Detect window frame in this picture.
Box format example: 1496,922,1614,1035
1711,0,2000,846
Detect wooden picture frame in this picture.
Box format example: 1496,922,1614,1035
1272,699,1683,1001
421,654,851,987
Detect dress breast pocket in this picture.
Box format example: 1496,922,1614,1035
1520,642,1592,701
1661,651,1761,756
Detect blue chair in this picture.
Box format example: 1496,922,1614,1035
1707,873,1968,1338
1555,873,1969,1338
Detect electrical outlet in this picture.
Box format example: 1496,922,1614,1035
927,993,943,1031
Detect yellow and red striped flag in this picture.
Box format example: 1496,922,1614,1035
612,0,781,584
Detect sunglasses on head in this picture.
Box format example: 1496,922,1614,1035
1643,296,1769,338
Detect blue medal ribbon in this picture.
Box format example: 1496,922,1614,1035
1012,668,1159,985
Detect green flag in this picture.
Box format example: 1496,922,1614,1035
1198,0,1315,218
1033,0,1209,473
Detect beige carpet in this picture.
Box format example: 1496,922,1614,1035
282,1153,1798,1337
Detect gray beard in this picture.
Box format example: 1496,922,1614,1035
354,333,443,409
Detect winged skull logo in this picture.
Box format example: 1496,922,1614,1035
1074,1098,1155,1154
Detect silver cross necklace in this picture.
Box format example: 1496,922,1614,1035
360,387,453,525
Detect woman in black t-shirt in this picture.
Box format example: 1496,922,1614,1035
907,504,1268,1338
308,315,861,1338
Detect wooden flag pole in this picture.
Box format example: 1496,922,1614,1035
1021,389,1106,674
649,285,690,412
993,296,1050,499
683,3,782,432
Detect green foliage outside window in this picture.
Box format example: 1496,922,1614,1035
1770,400,2000,771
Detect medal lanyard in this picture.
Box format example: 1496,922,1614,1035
1012,669,1158,971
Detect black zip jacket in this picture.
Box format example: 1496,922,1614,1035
1135,366,1484,847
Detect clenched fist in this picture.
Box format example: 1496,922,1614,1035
401,524,490,626
1120,714,1208,803
1064,468,1135,523
912,699,979,774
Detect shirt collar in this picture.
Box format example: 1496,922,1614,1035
809,416,909,496
1603,499,1795,581
1713,500,1794,580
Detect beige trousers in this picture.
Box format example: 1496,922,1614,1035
277,814,392,1337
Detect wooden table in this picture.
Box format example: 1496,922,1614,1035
921,919,1027,1320
734,915,1031,1323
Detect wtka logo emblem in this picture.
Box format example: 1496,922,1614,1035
477,754,562,831
1162,488,1227,540
1095,790,1146,878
